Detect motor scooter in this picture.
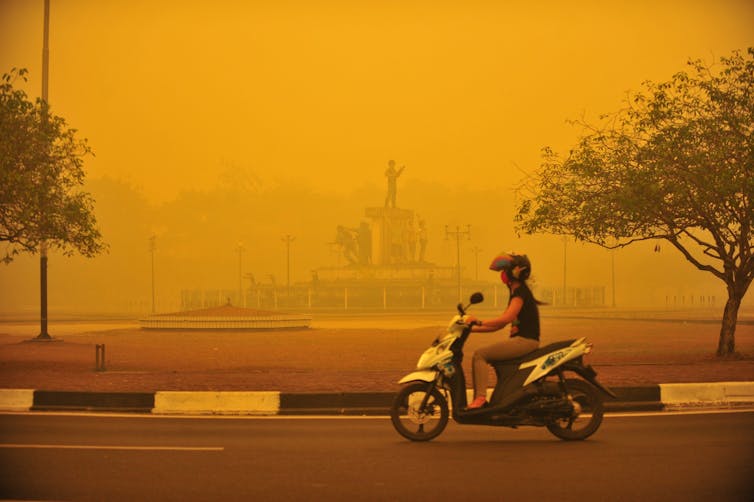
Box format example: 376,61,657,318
390,292,616,441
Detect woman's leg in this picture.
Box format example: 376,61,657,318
472,337,539,399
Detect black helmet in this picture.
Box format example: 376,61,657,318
489,252,531,281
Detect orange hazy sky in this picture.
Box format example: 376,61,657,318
2,0,752,202
1,1,753,314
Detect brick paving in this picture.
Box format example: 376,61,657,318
0,316,752,393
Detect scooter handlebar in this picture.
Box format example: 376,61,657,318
460,315,483,327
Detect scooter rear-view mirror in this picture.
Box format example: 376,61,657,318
469,292,484,305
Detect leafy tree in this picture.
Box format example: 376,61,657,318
516,48,754,357
0,68,104,263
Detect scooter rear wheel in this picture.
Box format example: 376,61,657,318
546,378,604,441
390,382,449,442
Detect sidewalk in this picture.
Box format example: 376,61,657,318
1,315,753,414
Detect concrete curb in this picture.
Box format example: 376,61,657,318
2,382,753,415
660,382,754,409
153,391,280,415
0,389,35,412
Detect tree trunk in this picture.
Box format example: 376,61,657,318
716,291,740,357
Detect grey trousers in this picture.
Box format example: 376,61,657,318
472,336,539,398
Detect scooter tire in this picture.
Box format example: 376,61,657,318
390,382,449,442
546,378,604,441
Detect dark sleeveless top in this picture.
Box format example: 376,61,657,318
509,283,540,341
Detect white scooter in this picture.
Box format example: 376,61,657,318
390,292,616,442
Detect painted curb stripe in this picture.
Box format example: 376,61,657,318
279,392,394,415
32,390,154,412
660,381,754,404
603,385,664,412
609,385,661,403
0,389,34,411
153,391,280,415
1,383,752,414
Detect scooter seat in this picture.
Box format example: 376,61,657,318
490,339,577,367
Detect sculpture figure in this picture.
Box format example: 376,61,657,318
384,160,405,208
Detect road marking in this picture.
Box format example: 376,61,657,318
606,408,754,418
0,444,224,451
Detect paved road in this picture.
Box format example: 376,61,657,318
1,411,752,501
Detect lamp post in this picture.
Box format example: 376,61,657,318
562,236,568,306
237,243,245,306
446,225,471,302
282,235,295,298
149,235,157,313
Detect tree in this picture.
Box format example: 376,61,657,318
516,48,754,357
0,68,104,263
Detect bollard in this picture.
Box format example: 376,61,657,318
95,344,106,372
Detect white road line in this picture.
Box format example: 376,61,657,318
605,408,754,418
0,444,224,451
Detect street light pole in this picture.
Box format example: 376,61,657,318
282,235,295,298
149,235,157,313
446,225,471,302
237,242,245,306
562,236,568,306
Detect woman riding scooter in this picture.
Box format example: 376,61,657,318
465,252,543,409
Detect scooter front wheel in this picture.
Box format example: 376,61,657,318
390,382,449,442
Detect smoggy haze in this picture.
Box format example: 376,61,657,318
1,0,752,314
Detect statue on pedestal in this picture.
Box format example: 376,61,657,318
384,160,405,208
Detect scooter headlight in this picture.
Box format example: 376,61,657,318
440,361,456,377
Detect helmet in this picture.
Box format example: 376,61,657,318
489,252,531,281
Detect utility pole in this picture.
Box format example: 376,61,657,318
446,225,471,302
237,242,245,306
149,235,157,313
562,236,568,307
282,235,295,298
36,0,52,340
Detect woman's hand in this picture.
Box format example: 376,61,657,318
463,315,483,327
